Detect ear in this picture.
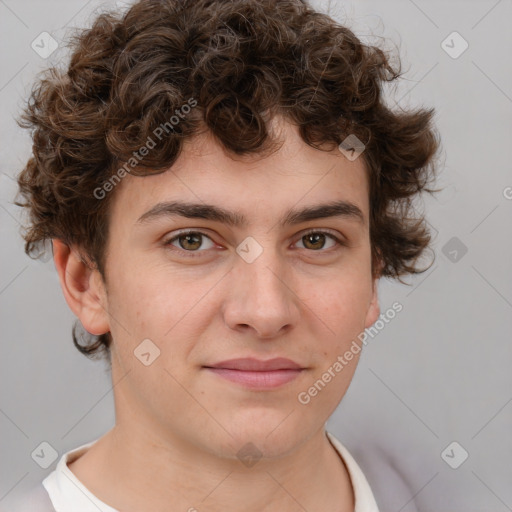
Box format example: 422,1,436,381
52,239,110,336
364,275,381,329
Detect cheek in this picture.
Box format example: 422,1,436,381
303,282,369,407
104,266,175,351
306,276,372,337
105,264,216,367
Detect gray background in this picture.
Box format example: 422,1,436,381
1,1,511,511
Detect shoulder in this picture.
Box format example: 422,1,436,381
327,431,419,512
2,483,56,512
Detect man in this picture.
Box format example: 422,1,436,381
11,0,440,510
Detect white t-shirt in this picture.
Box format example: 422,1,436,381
11,431,380,511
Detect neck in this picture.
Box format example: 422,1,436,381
68,420,354,512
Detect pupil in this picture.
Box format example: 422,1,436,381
182,233,201,250
306,233,324,249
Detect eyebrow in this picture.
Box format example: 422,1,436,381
135,199,365,228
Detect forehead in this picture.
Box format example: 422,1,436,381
109,119,370,229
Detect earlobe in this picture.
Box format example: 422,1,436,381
364,276,381,329
52,239,110,336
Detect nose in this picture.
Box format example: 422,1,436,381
222,246,301,339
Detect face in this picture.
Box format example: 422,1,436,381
94,117,380,460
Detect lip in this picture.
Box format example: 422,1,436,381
206,357,303,371
203,357,305,389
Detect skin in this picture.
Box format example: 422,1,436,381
53,117,381,512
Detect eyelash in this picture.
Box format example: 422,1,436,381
163,229,346,257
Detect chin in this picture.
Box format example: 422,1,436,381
212,412,317,461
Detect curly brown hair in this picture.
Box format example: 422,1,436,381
15,0,441,362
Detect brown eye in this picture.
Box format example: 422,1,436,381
296,230,343,251
164,231,215,253
177,233,202,250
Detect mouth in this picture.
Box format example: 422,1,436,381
203,357,306,389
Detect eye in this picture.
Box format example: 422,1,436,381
163,230,215,255
163,228,345,257
295,230,344,252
